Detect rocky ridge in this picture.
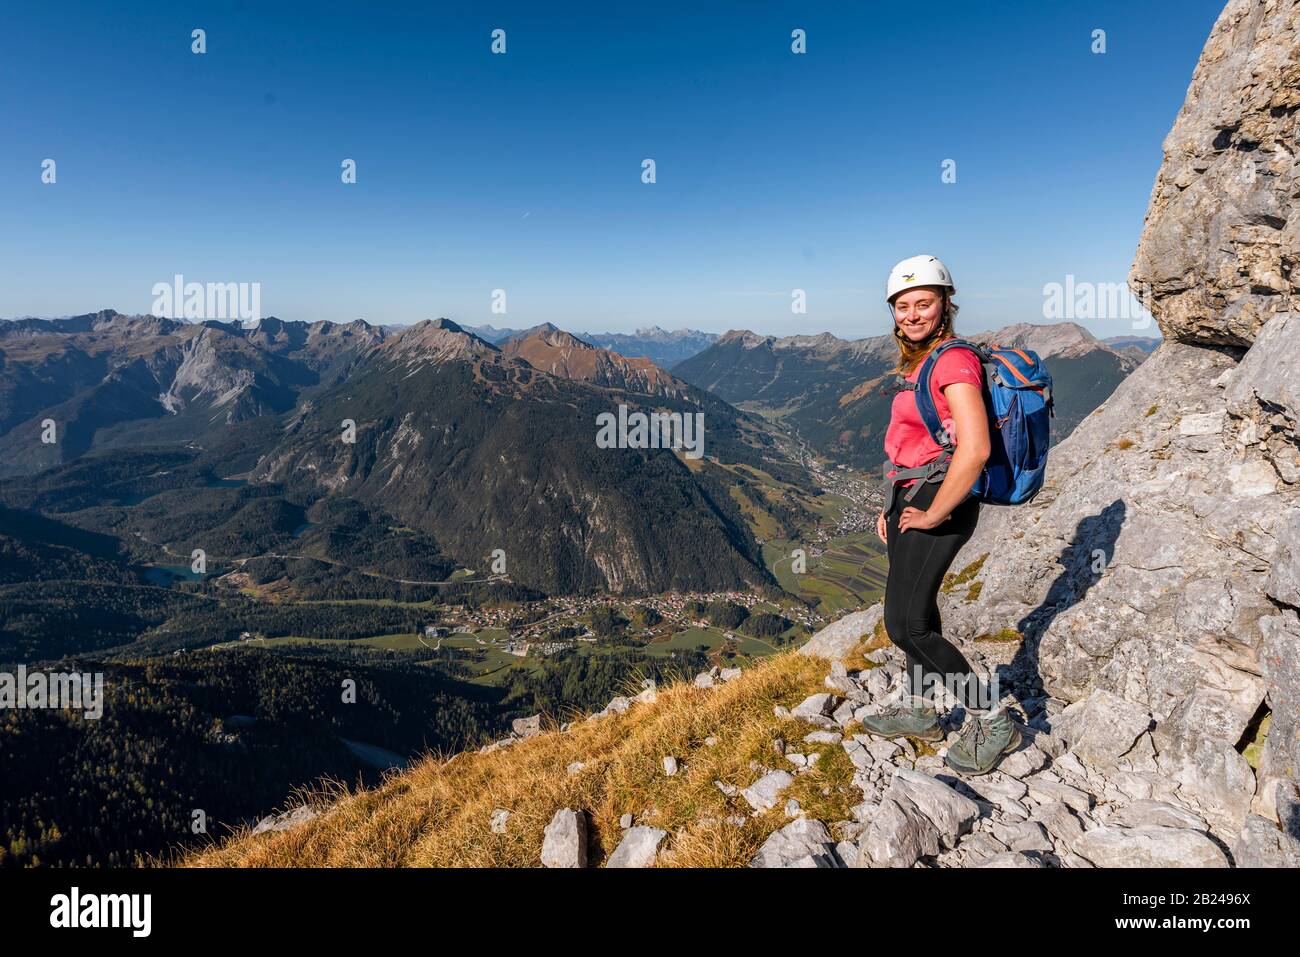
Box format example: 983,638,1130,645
489,625,1246,868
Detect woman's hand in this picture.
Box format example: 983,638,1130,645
876,509,887,544
898,506,947,533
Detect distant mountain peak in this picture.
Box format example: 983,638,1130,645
502,326,690,398
717,329,770,348
386,318,499,365
530,325,588,347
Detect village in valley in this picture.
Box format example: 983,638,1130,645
203,453,890,685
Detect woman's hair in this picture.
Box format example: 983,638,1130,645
891,288,961,376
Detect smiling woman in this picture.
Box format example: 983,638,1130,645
863,254,1020,776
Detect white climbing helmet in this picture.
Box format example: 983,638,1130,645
886,254,956,303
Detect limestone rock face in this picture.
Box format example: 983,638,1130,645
929,0,1299,851
1129,0,1299,346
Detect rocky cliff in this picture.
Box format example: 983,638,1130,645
935,0,1299,862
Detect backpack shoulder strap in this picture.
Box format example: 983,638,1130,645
913,338,987,449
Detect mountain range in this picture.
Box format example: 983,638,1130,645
0,313,810,596
0,311,385,475
0,311,1159,596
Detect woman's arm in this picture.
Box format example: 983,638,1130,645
897,380,991,531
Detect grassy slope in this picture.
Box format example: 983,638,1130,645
181,628,888,868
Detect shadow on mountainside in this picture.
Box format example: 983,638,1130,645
994,499,1129,711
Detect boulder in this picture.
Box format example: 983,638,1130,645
832,698,857,725
1051,689,1151,770
750,819,841,868
960,832,1010,865
991,820,1054,854
741,770,795,812
1026,778,1094,815
791,693,840,720
803,730,842,745
887,769,981,849
1265,512,1300,608
1230,812,1300,867
1031,801,1085,848
857,768,980,868
606,826,667,868
835,840,859,867
999,743,1048,778
252,806,318,835
958,775,1030,815
825,674,858,696
864,668,891,698
841,738,873,772
1153,737,1257,838
511,714,542,738
1107,799,1208,831
1255,611,1300,823
1073,825,1230,868
800,605,883,663
856,795,940,868
540,808,587,868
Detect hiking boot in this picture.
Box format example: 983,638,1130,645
943,709,1022,775
859,701,944,741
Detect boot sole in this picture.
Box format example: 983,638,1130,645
944,725,1023,776
861,724,945,742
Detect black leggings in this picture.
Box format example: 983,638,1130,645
883,477,984,709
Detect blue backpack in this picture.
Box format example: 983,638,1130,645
885,337,1055,508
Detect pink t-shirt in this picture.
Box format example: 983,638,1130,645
884,345,984,487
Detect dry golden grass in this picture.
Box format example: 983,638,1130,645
941,553,988,594
838,618,891,673
180,644,864,868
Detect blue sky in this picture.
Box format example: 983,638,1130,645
0,0,1222,339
